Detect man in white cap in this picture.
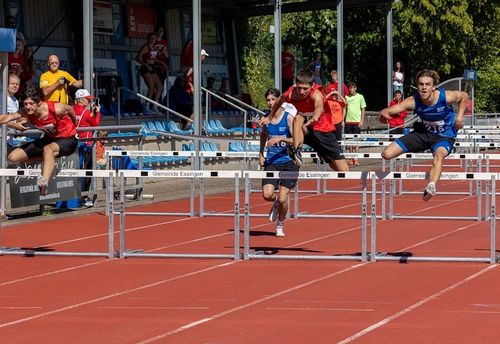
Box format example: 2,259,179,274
186,49,209,94
74,89,101,206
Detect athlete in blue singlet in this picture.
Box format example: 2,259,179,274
379,69,468,201
259,88,298,237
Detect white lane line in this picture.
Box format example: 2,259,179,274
0,261,237,329
97,306,209,310
266,307,374,312
0,260,105,287
136,262,368,344
336,264,498,344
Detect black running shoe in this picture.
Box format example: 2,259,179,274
293,147,303,167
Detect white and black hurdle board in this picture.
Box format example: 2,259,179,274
0,168,116,258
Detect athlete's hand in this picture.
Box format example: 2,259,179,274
258,153,265,167
454,117,464,130
259,116,270,126
267,137,281,147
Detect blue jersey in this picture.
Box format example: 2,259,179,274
265,112,292,165
414,88,456,138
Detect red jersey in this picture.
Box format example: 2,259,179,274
326,82,348,97
29,101,76,138
388,99,407,128
283,84,335,133
282,51,295,79
74,104,101,143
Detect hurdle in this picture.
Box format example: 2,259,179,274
0,168,116,258
115,169,241,259
370,173,498,263
380,171,496,221
241,170,370,261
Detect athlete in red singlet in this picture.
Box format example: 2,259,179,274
7,86,78,196
264,69,348,172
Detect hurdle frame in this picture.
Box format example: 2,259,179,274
0,169,116,258
371,173,498,263
116,169,241,260
242,170,369,261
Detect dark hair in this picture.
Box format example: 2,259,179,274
264,87,281,99
23,86,44,103
395,60,405,73
348,82,357,88
415,69,440,86
295,69,314,85
393,90,402,96
206,76,215,87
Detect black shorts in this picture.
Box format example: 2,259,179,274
262,161,299,190
395,131,455,155
334,122,343,141
304,130,345,163
344,123,361,134
389,127,404,135
21,136,78,159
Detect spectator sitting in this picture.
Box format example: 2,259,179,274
168,75,193,129
39,54,83,104
6,74,21,146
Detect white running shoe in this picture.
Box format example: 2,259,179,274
269,198,279,222
275,221,285,237
422,182,436,201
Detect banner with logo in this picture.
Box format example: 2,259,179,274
9,152,81,208
126,5,155,38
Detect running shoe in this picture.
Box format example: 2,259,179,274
37,175,48,196
275,221,285,237
269,198,279,222
422,182,436,201
288,146,303,167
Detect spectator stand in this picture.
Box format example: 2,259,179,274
202,86,252,138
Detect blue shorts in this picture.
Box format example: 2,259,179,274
395,131,455,155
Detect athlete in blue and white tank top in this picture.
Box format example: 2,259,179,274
260,91,299,237
265,108,294,165
414,88,457,138
378,69,468,201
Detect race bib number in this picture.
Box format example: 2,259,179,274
423,119,445,134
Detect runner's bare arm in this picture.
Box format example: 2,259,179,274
446,90,468,130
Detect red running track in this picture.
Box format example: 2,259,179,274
0,176,499,343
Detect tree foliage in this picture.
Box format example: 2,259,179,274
237,0,499,112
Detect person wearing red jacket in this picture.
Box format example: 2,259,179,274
74,89,101,204
388,90,407,134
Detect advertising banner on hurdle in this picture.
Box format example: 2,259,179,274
9,152,81,207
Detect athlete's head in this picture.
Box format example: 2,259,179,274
22,86,44,115
416,69,440,100
295,69,314,99
264,88,280,110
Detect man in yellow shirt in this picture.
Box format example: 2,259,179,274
39,54,83,104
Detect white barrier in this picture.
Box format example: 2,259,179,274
0,169,116,258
